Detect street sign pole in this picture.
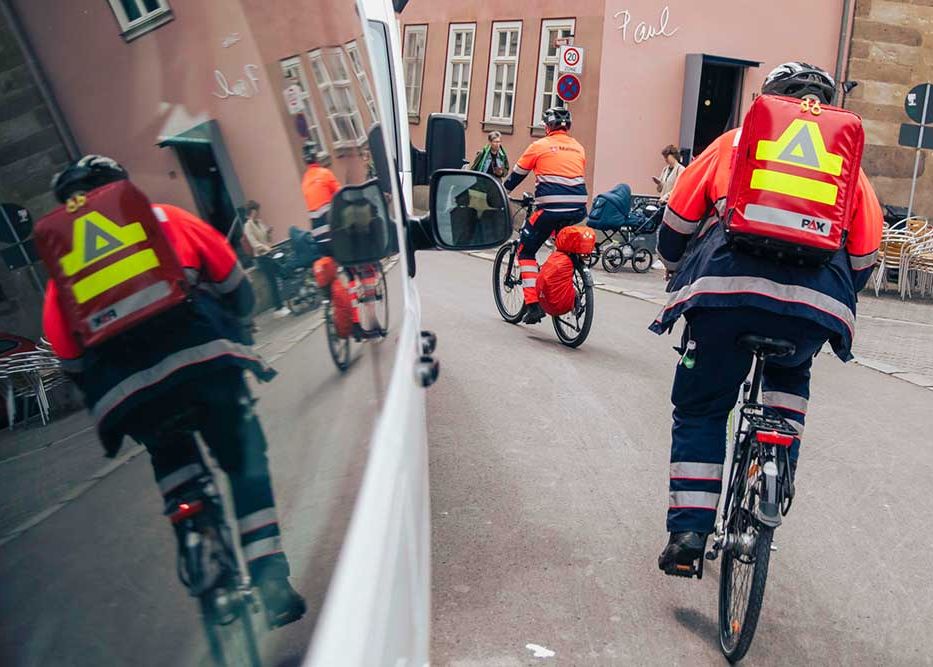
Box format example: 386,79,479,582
0,206,44,294
907,84,931,220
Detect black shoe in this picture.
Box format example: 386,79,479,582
351,322,364,341
658,531,706,573
522,303,546,325
259,577,306,629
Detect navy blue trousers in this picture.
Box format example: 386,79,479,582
667,308,831,534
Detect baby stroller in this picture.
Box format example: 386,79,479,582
586,183,660,273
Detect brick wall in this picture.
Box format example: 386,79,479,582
0,11,71,339
847,0,933,215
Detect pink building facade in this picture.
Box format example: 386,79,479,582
400,0,851,198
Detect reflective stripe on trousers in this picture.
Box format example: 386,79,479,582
518,259,539,304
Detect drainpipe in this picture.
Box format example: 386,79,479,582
834,0,854,107
0,0,81,160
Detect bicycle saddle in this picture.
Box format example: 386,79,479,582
736,334,796,358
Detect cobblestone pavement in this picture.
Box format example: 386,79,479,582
473,248,933,389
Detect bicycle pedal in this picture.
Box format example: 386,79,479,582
664,562,699,578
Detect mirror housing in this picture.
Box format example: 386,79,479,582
411,114,466,186
428,169,511,250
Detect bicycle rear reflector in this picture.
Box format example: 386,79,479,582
755,431,794,447
170,500,205,524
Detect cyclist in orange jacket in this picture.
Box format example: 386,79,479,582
301,140,341,251
651,63,883,572
503,107,588,324
41,155,306,627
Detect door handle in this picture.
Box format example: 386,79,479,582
415,355,439,387
420,330,437,355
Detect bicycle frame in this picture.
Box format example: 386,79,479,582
709,352,797,559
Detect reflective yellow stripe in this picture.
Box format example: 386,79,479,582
750,169,838,206
61,212,147,277
755,119,843,176
72,250,160,304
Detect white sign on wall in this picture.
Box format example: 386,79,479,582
558,45,584,74
283,84,303,115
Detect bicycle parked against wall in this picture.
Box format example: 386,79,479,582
665,334,799,663
492,194,594,348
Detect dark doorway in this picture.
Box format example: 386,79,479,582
172,141,237,236
693,63,741,158
679,54,759,164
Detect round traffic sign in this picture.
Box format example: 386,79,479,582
904,83,933,124
562,47,580,68
557,74,581,103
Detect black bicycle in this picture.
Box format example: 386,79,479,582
324,261,388,371
159,413,262,667
671,335,798,663
492,194,594,347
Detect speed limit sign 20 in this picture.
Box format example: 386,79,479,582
558,45,584,74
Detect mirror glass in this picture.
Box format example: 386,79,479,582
0,1,404,665
431,172,511,249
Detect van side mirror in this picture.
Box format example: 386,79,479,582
429,170,511,250
411,114,466,186
329,181,393,265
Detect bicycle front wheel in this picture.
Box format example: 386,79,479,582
493,242,526,324
552,265,594,348
201,592,262,667
718,500,775,662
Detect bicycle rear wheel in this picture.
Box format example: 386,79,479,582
325,301,351,371
552,264,594,348
493,242,526,324
718,459,775,663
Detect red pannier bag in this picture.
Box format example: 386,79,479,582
313,256,337,287
330,279,354,338
724,94,864,264
536,251,576,316
555,225,596,255
34,180,188,347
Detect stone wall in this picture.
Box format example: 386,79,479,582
0,10,71,339
847,0,933,215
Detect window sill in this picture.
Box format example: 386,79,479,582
408,113,421,125
530,125,546,138
482,121,514,135
120,9,174,42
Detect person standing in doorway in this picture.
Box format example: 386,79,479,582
243,200,291,318
654,144,685,204
471,131,509,179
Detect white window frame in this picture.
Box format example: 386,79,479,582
533,19,576,128
402,25,428,117
308,49,367,148
280,57,329,159
484,21,522,125
106,0,173,41
345,41,378,122
442,23,476,120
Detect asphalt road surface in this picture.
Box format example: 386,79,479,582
420,250,932,666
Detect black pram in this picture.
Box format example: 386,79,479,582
585,183,662,274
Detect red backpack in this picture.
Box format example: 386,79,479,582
34,180,188,347
536,251,576,316
724,95,864,264
555,225,596,255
